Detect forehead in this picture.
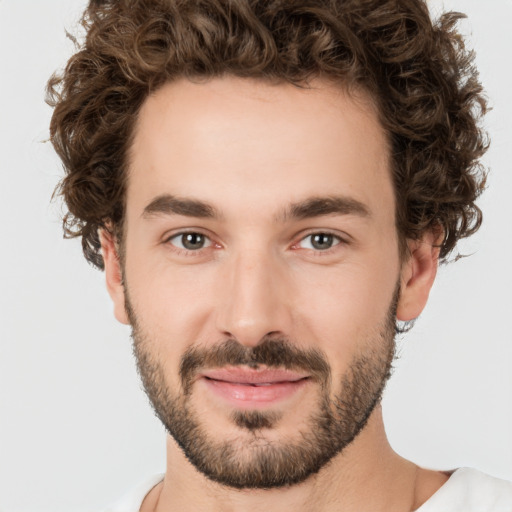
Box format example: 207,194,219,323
127,76,393,222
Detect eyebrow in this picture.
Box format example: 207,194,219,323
141,194,370,222
279,196,371,222
142,194,221,219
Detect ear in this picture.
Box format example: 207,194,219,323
100,229,130,325
397,229,442,322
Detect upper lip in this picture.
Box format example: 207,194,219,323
201,367,309,385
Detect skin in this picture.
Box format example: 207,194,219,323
101,76,448,511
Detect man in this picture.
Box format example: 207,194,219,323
47,0,512,510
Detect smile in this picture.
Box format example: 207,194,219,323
200,367,310,406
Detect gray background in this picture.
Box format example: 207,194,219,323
0,0,511,510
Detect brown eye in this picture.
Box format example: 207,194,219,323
168,232,211,250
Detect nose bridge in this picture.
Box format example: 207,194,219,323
216,244,289,346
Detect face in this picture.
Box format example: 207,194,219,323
103,77,437,489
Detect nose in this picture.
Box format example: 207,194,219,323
215,249,292,347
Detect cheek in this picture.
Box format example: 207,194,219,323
125,259,219,369
291,258,398,371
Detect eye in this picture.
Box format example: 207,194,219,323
298,232,342,251
167,232,212,251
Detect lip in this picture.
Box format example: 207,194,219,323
200,367,310,407
202,367,309,384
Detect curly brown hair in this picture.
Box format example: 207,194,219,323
47,0,488,270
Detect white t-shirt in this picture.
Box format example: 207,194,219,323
105,468,512,512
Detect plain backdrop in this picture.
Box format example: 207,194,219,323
0,0,511,511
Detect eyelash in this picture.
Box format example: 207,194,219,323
164,230,215,257
291,231,345,254
163,230,348,257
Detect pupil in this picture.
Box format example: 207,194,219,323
312,233,333,250
183,233,204,249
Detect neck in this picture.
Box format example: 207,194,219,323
143,406,447,512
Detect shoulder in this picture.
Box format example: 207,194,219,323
102,474,165,512
416,468,512,512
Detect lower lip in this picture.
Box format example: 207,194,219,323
202,378,308,407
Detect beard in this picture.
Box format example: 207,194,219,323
126,288,398,490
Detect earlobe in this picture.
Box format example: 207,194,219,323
397,230,441,322
99,229,130,325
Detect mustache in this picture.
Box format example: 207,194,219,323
179,338,331,393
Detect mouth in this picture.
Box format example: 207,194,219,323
199,367,310,407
